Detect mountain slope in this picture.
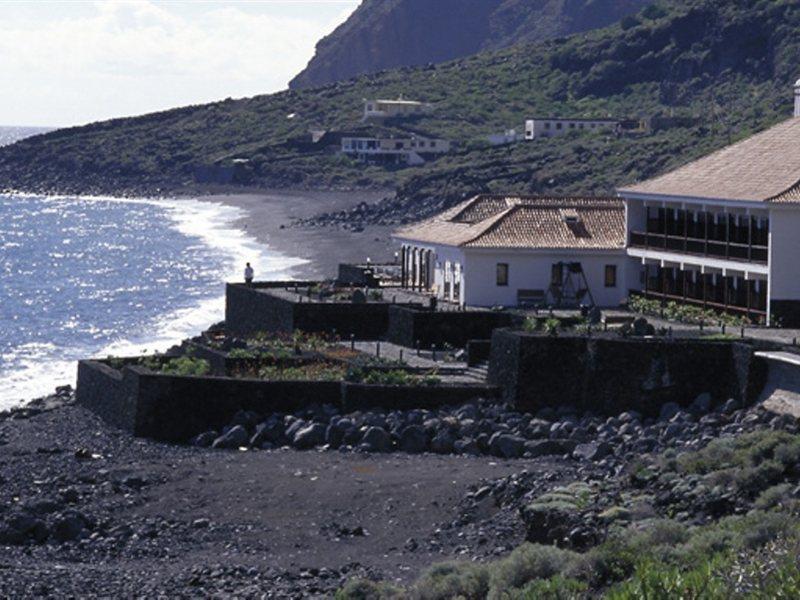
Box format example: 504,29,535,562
0,0,798,223
289,0,652,89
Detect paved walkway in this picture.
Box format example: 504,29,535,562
340,340,486,383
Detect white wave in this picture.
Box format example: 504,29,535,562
0,193,308,408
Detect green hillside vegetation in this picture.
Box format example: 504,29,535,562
1,0,798,222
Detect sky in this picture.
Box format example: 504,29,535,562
0,0,359,127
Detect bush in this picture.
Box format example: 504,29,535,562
411,561,490,600
335,579,403,600
507,575,587,599
145,356,210,377
755,483,795,510
606,556,730,600
487,544,580,597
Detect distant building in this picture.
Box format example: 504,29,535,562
525,117,619,140
486,129,522,146
393,194,628,307
363,98,433,121
341,135,450,165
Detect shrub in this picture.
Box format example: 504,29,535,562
523,317,539,332
544,318,561,337
335,579,403,600
149,356,210,377
734,460,786,497
411,561,490,600
755,483,795,510
487,544,580,597
507,575,587,599
606,556,730,600
579,539,638,587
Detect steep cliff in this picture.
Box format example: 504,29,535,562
289,0,652,89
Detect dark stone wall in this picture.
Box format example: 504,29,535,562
225,283,296,335
225,283,420,340
489,330,768,416
293,303,397,340
341,382,499,412
387,306,514,349
466,340,492,366
76,361,139,433
336,264,380,287
770,301,800,328
77,360,499,442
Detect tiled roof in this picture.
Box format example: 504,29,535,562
394,194,625,250
619,117,800,203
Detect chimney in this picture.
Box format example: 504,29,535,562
795,78,800,117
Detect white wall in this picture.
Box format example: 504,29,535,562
462,250,629,307
769,206,800,301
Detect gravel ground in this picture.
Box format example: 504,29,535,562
0,394,558,598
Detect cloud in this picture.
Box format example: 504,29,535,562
0,0,357,126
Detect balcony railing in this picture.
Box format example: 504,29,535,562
629,232,768,264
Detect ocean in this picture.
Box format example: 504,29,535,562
0,193,304,409
0,125,53,147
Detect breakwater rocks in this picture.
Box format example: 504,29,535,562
192,392,751,461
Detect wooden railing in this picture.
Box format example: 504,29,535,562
629,231,768,264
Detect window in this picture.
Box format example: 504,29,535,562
496,263,509,286
551,263,563,286
544,122,551,130
556,123,563,130
605,265,617,288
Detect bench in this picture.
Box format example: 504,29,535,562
517,289,545,308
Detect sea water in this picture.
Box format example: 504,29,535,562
0,193,305,408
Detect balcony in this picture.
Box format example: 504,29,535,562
629,231,768,265
640,265,767,321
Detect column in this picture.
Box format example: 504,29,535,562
400,245,407,288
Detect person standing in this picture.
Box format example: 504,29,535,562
244,262,254,286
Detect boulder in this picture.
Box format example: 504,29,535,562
689,393,712,415
191,431,217,448
398,425,428,454
52,511,89,543
360,427,393,453
453,438,481,456
489,433,526,458
525,439,577,458
212,425,249,449
572,441,613,461
659,402,681,421
250,420,286,447
431,430,456,454
292,423,327,450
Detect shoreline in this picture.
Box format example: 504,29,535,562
0,193,304,409
196,189,396,280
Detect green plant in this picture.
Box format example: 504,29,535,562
335,579,403,600
523,317,539,333
544,318,561,337
411,561,490,600
153,356,211,377
487,544,580,598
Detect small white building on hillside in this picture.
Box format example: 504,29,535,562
525,117,619,140
341,135,450,165
618,78,800,326
363,98,433,121
393,195,629,308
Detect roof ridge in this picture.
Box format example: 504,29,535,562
462,205,519,246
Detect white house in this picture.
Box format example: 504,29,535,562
525,117,619,140
363,98,433,121
393,195,629,308
618,80,800,327
341,135,450,165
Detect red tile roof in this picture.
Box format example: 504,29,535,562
394,194,625,250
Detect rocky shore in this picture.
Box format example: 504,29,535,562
4,380,798,597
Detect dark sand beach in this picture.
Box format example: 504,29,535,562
203,189,396,280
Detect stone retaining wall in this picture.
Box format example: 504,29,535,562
386,306,514,349
225,283,420,340
77,360,498,442
489,330,773,416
